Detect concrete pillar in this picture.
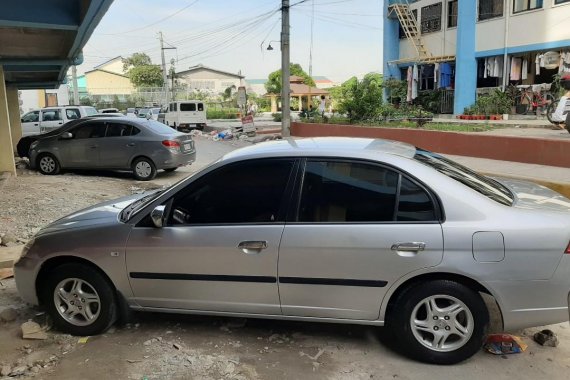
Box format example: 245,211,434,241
298,96,302,111
7,87,21,152
0,67,16,175
454,0,477,115
270,95,277,113
383,0,402,102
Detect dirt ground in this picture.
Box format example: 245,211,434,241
1,136,570,379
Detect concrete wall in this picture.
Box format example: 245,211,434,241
291,122,570,168
19,85,71,113
97,58,125,76
177,69,242,94
84,70,134,95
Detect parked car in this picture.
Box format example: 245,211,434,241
87,113,125,118
20,106,98,137
14,137,570,364
126,108,137,118
159,100,207,132
136,108,151,119
99,108,120,114
147,107,162,121
28,117,195,180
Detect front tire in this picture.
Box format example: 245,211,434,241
132,157,157,181
388,280,488,365
37,153,60,175
41,263,117,336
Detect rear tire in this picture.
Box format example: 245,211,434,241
388,280,488,365
37,153,60,175
132,157,157,181
514,94,531,115
40,263,116,336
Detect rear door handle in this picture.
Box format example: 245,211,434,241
391,242,426,252
238,241,267,254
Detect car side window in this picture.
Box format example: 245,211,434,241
397,176,436,221
169,159,295,225
180,103,196,112
22,111,39,123
131,127,141,136
197,103,204,111
70,122,107,139
298,160,399,222
66,109,81,120
106,123,132,137
42,110,62,122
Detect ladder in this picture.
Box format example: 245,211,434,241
388,1,456,65
388,1,430,60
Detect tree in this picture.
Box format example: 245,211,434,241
265,63,315,94
337,73,383,121
123,52,164,88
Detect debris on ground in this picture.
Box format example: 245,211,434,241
533,329,559,347
78,336,89,344
21,320,48,340
0,307,18,322
484,334,528,355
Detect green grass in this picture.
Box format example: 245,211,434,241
206,108,240,119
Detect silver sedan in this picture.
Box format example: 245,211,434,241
29,117,196,180
14,137,570,364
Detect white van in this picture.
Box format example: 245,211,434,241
20,106,98,136
159,101,207,131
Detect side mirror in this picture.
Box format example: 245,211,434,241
146,113,151,120
60,132,73,139
150,205,166,228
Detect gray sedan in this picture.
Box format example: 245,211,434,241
29,117,196,180
14,137,570,364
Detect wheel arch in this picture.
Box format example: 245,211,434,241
35,255,117,307
382,272,503,328
129,155,156,168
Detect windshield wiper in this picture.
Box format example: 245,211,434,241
120,190,163,222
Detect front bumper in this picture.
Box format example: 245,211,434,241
14,256,40,306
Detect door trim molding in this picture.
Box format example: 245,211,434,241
130,272,276,283
279,277,388,287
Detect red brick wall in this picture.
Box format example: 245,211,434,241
291,122,570,168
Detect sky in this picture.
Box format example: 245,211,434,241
80,0,383,83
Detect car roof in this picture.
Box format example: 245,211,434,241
222,137,417,161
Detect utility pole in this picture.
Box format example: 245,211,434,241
281,0,291,137
159,31,176,105
71,65,80,105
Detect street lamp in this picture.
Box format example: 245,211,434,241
266,40,280,51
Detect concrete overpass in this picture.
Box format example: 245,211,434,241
0,0,114,175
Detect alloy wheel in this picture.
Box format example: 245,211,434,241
53,278,101,327
39,156,56,173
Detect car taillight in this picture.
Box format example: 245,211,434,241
162,140,180,148
565,242,570,254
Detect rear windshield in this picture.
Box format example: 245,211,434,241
84,107,98,116
414,149,514,206
142,120,177,134
180,103,196,112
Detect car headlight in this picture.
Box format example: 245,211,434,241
30,141,39,150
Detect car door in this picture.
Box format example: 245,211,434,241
98,122,139,169
21,111,40,136
58,121,106,168
278,159,444,320
125,158,298,314
40,109,64,133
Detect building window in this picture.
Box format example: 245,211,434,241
399,9,418,39
555,0,570,4
421,3,442,34
479,0,503,20
448,1,458,28
513,0,543,13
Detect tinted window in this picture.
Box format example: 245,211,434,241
143,120,176,134
397,177,436,221
414,149,514,206
169,159,294,225
197,103,204,111
299,161,398,222
66,109,81,120
71,122,107,139
180,103,196,112
106,123,132,137
22,111,39,123
131,127,141,136
42,110,62,121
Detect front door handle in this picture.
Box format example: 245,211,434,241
238,241,267,254
391,242,426,252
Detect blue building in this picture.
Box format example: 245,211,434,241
383,0,570,114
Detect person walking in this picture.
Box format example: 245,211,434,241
551,74,570,130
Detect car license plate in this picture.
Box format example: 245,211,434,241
184,143,191,151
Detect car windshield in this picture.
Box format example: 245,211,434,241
414,149,514,206
84,107,98,116
152,108,161,113
138,109,150,116
142,120,177,134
